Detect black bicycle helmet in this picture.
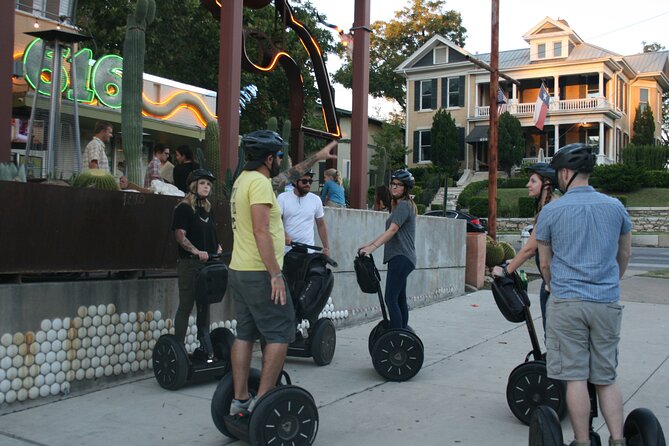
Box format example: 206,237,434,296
187,168,216,186
241,130,287,160
550,143,596,173
391,169,415,188
526,163,557,186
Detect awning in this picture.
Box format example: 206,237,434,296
465,126,489,143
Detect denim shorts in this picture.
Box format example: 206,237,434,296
228,269,295,344
545,298,623,384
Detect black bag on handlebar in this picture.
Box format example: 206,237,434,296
491,274,530,323
283,252,334,320
195,262,228,305
354,253,381,294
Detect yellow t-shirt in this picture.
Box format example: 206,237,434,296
229,170,284,271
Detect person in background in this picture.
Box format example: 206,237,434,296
83,121,112,172
373,184,391,212
173,144,200,193
492,163,557,330
277,170,330,256
536,144,632,446
144,144,170,188
160,154,175,184
172,169,222,347
320,168,345,208
358,170,417,329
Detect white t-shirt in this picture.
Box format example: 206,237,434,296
277,190,325,252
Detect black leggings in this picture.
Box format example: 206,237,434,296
383,255,415,329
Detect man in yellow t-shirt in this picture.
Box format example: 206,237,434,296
227,130,338,421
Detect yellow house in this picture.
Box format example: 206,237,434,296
396,17,669,173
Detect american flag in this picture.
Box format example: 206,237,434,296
497,87,507,114
533,83,550,130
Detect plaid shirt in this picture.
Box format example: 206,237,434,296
82,137,109,172
144,158,161,188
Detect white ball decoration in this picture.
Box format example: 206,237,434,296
129,312,137,323
231,320,237,330
85,368,94,380
131,361,139,372
10,355,23,369
100,356,109,367
61,360,71,373
88,305,97,317
104,365,113,377
72,359,81,371
97,304,106,316
224,320,232,329
128,332,136,343
78,327,87,339
6,344,18,358
113,364,122,376
57,329,66,342
17,388,28,402
137,312,145,323
73,317,83,329
61,381,70,395
123,343,131,354
0,333,12,347
55,371,65,384
0,369,4,381
82,337,91,349
0,345,5,358
114,344,123,355
77,306,87,318
86,347,96,359
107,303,116,315
51,318,62,331
45,352,56,365
94,367,104,378
81,358,91,370
34,374,45,387
145,349,152,361
83,316,92,328
57,350,67,363
5,389,17,403
119,333,128,344
50,383,60,396
76,349,86,361
153,330,161,340
137,332,145,343
87,327,96,338
29,364,40,378
122,363,130,374
50,361,61,374
51,340,62,352
136,351,144,362
13,332,25,345
111,314,120,325
0,379,11,393
120,313,128,324
139,359,147,371
115,324,123,335
91,336,100,348
75,369,85,381
92,315,102,328
44,373,55,386
101,335,110,347
110,354,118,366
35,331,46,343
39,341,51,354
62,317,71,330
96,346,105,357
91,357,100,368
119,353,127,364
106,325,114,336
96,325,105,337
157,320,165,330
140,341,148,352
124,323,132,334
11,378,22,391
40,319,52,332
28,386,39,400
39,385,50,397
186,335,194,345
22,376,33,388
127,352,136,363
148,339,156,350
6,367,17,380
34,353,46,366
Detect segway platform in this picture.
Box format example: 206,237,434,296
153,255,235,390
354,252,424,381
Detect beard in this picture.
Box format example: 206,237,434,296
295,184,310,196
269,158,281,178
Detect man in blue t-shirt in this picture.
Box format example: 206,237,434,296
535,144,632,446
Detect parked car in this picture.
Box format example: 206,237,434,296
423,209,487,233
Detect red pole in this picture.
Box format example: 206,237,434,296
487,0,499,240
218,0,243,176
0,3,15,163
350,0,371,209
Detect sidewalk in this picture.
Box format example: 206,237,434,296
1,282,667,446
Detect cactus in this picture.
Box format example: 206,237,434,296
485,239,506,268
203,120,245,199
0,163,26,182
499,241,516,261
266,117,278,132
122,0,155,185
72,170,120,191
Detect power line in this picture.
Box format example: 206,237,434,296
584,10,669,42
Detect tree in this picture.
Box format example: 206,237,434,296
370,119,409,185
642,41,669,144
430,109,459,179
497,112,524,178
632,105,656,146
333,0,466,110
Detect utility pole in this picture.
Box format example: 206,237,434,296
0,1,14,163
487,0,500,240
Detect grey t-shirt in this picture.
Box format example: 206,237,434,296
383,200,416,266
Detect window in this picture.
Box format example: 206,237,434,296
639,88,649,112
420,80,433,110
343,159,351,180
448,77,460,108
537,43,546,59
434,47,448,64
554,41,562,57
413,130,431,163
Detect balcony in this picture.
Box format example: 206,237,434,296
475,97,619,118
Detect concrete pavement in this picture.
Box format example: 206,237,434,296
1,276,668,446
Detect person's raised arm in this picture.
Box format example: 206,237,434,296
272,141,337,191
617,232,632,279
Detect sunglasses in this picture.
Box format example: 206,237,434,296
299,179,313,185
390,182,404,188
276,151,284,159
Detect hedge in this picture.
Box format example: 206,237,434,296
417,203,427,215
469,196,501,218
517,196,536,218
590,164,644,193
456,180,488,209
642,170,669,188
500,176,529,188
611,195,628,207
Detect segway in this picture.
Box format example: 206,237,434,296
529,383,666,446
152,254,235,390
282,242,338,366
491,269,567,425
211,368,319,445
354,252,424,381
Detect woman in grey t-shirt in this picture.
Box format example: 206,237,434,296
359,170,417,329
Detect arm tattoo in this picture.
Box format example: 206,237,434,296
176,232,198,254
272,153,320,191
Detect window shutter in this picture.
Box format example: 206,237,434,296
441,78,448,108
458,76,465,107
413,131,420,163
431,79,438,109
457,127,465,159
414,81,420,111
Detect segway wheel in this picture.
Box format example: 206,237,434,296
506,361,566,426
624,407,666,446
152,334,190,390
528,405,564,446
311,318,336,366
249,386,319,446
371,329,424,382
211,327,235,375
368,320,390,355
211,368,261,438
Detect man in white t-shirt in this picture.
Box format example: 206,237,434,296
277,171,330,256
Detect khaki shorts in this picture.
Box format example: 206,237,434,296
545,298,623,385
228,269,295,344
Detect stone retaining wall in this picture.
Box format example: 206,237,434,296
497,212,669,233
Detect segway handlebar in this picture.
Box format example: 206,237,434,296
290,242,338,267
189,252,230,262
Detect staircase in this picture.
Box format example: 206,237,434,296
428,171,504,211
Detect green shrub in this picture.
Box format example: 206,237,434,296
457,179,488,209
622,144,669,170
611,195,628,207
517,196,536,218
642,170,669,188
431,203,444,211
469,196,500,218
501,176,529,188
416,203,426,215
591,164,644,193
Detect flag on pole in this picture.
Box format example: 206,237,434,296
497,87,507,114
533,83,550,130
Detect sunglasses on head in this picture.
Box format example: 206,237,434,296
299,179,313,184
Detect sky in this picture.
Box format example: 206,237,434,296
305,0,669,118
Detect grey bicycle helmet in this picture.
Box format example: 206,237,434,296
391,169,415,188
550,143,596,173
241,130,287,160
187,168,216,186
526,163,557,187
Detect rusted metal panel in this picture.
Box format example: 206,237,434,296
0,181,232,274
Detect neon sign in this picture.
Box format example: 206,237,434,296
23,38,123,108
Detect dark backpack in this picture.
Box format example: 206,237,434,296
283,252,334,320
491,274,530,323
354,253,381,294
195,262,228,305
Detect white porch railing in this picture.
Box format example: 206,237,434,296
474,96,613,118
